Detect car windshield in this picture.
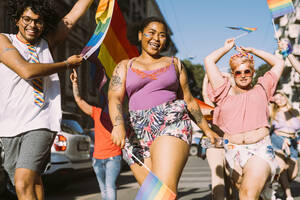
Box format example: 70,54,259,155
61,119,84,135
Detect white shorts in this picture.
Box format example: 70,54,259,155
224,136,279,181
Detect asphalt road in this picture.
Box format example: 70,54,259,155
44,156,300,200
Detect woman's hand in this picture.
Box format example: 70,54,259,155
111,125,126,148
224,38,235,50
239,46,254,54
282,138,291,156
278,40,289,52
204,129,220,145
66,55,83,69
70,69,78,84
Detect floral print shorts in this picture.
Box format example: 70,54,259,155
123,99,192,166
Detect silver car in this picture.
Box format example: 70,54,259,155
44,118,92,175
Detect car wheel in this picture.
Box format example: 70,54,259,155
189,145,198,156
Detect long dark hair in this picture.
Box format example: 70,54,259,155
7,0,59,37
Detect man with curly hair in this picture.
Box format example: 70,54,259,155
0,0,93,199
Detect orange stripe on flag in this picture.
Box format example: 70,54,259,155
103,28,130,63
109,2,139,58
98,44,117,77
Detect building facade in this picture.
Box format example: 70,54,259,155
275,0,300,109
0,0,177,128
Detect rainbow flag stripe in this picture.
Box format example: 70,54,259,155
267,0,294,19
227,26,257,33
135,172,176,200
97,2,139,77
81,0,114,59
82,0,139,80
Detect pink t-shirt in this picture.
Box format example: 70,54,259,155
207,71,278,135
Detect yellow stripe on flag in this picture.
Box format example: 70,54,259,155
98,45,117,78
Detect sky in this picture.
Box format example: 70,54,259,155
156,0,280,72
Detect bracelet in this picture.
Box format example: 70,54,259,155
64,60,71,70
279,42,293,59
280,50,289,59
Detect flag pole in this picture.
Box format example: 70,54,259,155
124,148,151,172
234,32,249,40
272,18,280,42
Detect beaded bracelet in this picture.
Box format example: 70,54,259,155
280,42,293,59
64,60,71,70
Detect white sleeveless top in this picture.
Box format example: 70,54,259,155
0,34,61,137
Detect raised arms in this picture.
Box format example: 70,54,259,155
240,46,285,78
278,40,300,74
47,0,94,49
204,38,235,90
70,69,92,115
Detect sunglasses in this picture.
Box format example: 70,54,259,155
233,69,253,77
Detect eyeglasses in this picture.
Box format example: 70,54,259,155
233,69,253,77
21,16,44,28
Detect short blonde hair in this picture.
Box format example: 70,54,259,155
229,52,254,71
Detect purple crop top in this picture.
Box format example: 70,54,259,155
272,109,300,133
126,58,179,111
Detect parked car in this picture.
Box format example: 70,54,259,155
44,113,92,176
0,112,93,196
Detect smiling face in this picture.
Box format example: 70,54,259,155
232,63,254,89
273,93,288,108
16,7,44,44
138,21,167,57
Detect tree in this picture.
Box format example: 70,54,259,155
182,59,206,100
253,63,287,91
253,64,271,85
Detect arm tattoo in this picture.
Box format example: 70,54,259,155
109,75,121,90
0,48,17,58
190,108,203,124
114,104,124,125
109,64,122,91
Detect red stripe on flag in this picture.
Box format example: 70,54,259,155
109,2,139,58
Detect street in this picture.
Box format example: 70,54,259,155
45,156,300,200
46,156,211,200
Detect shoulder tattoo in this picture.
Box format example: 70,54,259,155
0,47,17,58
109,63,123,90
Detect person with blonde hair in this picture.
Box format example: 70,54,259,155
204,38,284,200
270,92,300,200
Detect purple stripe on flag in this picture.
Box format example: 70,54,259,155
135,172,159,199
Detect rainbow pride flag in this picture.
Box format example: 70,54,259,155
227,26,257,33
82,0,139,80
81,0,114,59
135,171,176,200
267,0,295,19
